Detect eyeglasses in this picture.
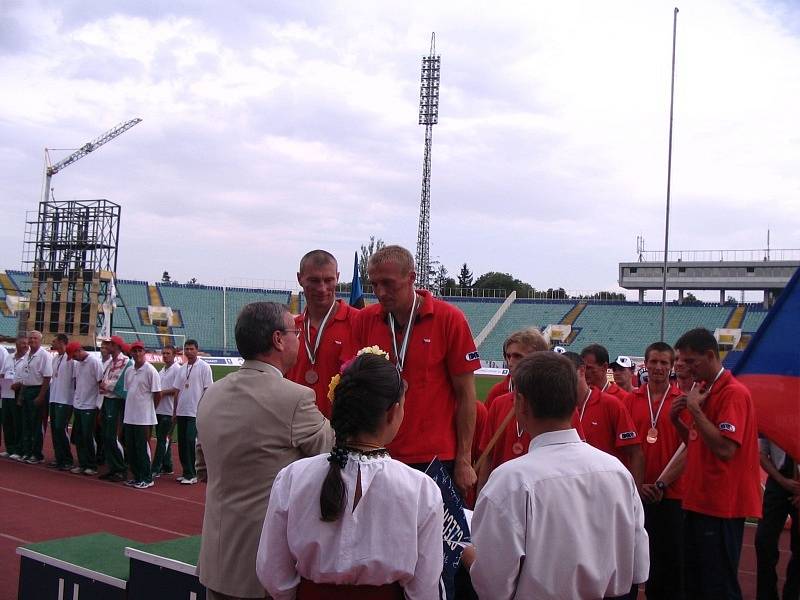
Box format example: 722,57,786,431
282,328,302,338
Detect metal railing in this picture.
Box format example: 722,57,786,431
636,249,800,263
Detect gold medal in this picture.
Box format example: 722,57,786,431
646,427,658,444
511,441,524,455
305,369,319,385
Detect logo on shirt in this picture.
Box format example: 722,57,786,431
719,422,736,433
466,351,480,361
619,431,637,440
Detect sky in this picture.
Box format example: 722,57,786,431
1,0,798,299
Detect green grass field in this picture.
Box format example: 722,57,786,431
208,365,501,401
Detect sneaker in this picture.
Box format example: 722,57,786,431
70,466,83,474
124,479,136,487
176,476,186,483
26,456,43,464
47,461,59,468
21,455,30,462
9,454,22,461
161,469,174,475
152,472,161,478
179,477,198,485
134,481,154,489
0,451,8,458
83,468,98,476
59,464,74,471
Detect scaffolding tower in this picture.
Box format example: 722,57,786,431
415,33,440,289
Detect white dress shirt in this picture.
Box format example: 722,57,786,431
123,362,160,425
49,353,74,405
257,452,444,600
470,428,649,600
175,359,213,417
73,355,104,410
156,362,181,416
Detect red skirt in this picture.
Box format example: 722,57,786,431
297,577,404,600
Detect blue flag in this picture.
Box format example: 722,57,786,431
349,251,365,308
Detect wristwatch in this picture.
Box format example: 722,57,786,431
655,480,667,492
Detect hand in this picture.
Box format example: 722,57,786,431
780,477,800,496
11,382,21,391
638,483,663,504
670,395,687,422
34,394,45,407
453,459,477,499
685,386,709,415
460,544,476,569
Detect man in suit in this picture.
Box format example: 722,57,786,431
197,302,333,600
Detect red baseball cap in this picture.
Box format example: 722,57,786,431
65,342,82,356
109,335,126,348
129,341,145,352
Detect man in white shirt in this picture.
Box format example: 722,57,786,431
48,334,75,470
0,343,13,457
171,339,212,484
465,352,649,600
5,336,29,460
16,330,52,464
122,341,161,489
68,342,104,475
152,345,180,476
98,336,131,481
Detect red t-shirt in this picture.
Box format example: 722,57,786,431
485,376,511,408
579,387,640,460
603,381,629,402
681,370,762,519
285,300,359,419
352,290,480,463
473,400,488,463
624,384,686,499
479,392,586,472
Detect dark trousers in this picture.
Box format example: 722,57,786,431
124,424,152,483
21,386,46,459
685,510,745,600
49,403,74,467
151,414,174,473
102,397,126,474
2,394,22,455
756,476,800,600
644,498,685,600
72,408,98,470
177,416,197,479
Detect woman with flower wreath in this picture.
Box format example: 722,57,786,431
256,350,444,600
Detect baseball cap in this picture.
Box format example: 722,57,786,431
553,346,567,354
65,341,82,356
129,341,145,351
109,335,126,348
610,356,633,369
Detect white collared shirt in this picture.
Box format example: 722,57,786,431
73,355,104,410
176,358,213,417
470,428,649,600
123,362,160,425
20,347,53,386
156,362,181,416
0,349,13,399
257,452,444,600
49,353,75,405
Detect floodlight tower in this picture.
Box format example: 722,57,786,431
415,33,440,289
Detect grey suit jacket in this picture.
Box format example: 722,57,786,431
196,360,333,597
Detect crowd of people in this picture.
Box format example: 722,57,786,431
1,243,797,600
0,331,212,489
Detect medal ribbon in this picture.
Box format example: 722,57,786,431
388,293,418,373
646,384,671,430
578,389,592,422
303,300,337,366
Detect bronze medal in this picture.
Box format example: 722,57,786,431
646,427,658,444
512,441,524,455
305,369,319,385
689,428,698,441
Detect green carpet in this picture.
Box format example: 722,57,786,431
22,533,134,580
129,535,201,566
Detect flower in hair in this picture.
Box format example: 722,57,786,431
357,345,390,360
327,345,392,403
327,446,349,469
327,374,341,403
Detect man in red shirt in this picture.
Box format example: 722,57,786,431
285,250,358,418
670,328,762,600
582,344,628,401
624,341,686,600
565,352,644,485
484,374,510,408
352,245,480,497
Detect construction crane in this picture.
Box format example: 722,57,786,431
42,118,142,202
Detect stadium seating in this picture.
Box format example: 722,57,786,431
222,287,292,351
478,301,575,359
741,306,768,333
445,297,504,339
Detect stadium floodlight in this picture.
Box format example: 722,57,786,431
416,33,440,290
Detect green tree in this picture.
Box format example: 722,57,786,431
359,236,385,282
457,263,473,289
473,271,534,297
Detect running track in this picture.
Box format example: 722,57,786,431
0,443,792,600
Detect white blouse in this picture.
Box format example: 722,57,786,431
257,452,444,600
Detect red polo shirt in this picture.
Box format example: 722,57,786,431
579,387,640,460
479,392,586,472
485,376,511,408
286,300,359,418
603,381,629,402
681,370,762,519
624,384,686,499
352,289,480,464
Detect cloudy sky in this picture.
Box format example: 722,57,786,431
1,0,798,298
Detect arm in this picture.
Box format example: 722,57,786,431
623,444,645,487
658,447,687,487
631,482,650,585
35,376,51,406
291,388,333,456
760,451,800,495
686,387,737,461
452,371,478,498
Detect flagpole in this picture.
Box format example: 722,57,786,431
660,7,679,341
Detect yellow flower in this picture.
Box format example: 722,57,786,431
327,374,341,403
356,345,390,360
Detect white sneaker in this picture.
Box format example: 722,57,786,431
179,477,198,485
0,451,9,458
70,466,83,474
176,476,186,483
10,454,22,461
83,468,98,476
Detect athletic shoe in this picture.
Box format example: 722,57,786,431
70,466,83,474
134,481,154,489
83,469,98,476
124,479,136,486
176,476,186,483
10,454,22,461
161,469,174,475
152,472,161,478
0,451,8,458
20,455,30,462
26,457,44,464
59,464,74,471
180,477,198,485
47,461,59,468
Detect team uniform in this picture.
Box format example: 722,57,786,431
484,375,511,409
152,361,180,475
257,452,444,599
1,349,21,458
578,386,639,461
601,380,628,402
71,354,104,472
352,289,480,466
285,299,359,418
175,358,213,481
48,352,75,468
123,362,161,487
681,369,762,600
100,354,131,476
624,384,686,600
470,429,649,599
18,347,52,462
